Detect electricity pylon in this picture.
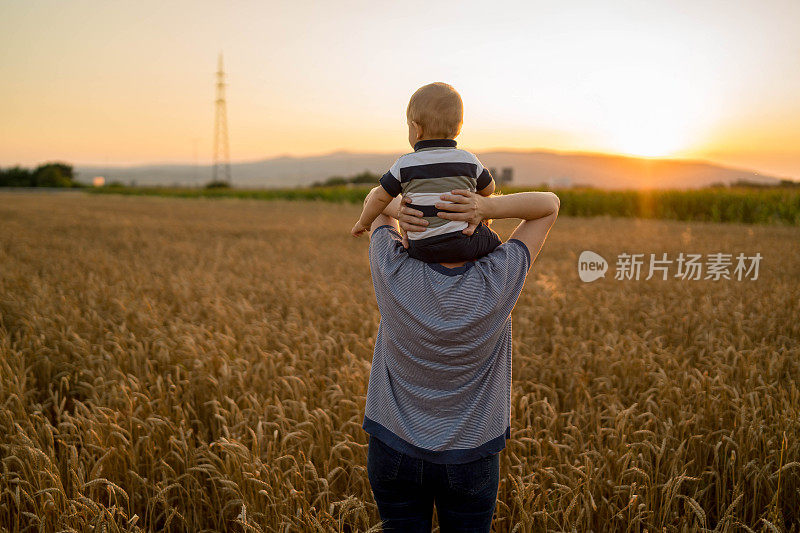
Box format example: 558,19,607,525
212,53,232,184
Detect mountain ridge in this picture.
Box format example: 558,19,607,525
75,149,787,190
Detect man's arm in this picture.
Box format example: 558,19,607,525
474,191,559,222
504,193,559,268
435,190,560,270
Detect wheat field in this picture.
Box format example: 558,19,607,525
1,192,799,532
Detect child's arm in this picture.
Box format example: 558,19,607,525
351,186,395,237
477,179,495,196
476,161,495,196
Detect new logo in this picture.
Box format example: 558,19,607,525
578,251,608,282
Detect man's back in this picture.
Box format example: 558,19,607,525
362,225,531,464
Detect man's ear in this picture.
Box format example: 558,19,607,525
411,121,423,141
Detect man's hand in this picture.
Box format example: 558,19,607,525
393,191,487,245
435,189,487,235
351,220,371,237
397,195,427,248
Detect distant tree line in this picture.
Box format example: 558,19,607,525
0,162,81,188
707,178,800,189
205,179,231,189
311,171,379,188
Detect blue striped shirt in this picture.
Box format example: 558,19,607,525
362,225,531,464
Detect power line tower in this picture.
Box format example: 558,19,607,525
212,53,232,184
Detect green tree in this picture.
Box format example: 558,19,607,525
349,171,379,184
312,172,379,188
0,166,34,187
205,179,231,189
33,162,75,187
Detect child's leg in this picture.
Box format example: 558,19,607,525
407,224,501,263
407,231,469,263
464,222,502,260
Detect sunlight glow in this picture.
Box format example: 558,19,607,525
583,60,704,159
599,81,700,158
0,1,798,177
606,113,693,158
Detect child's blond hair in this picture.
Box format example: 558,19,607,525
406,82,463,139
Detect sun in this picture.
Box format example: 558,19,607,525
590,68,700,159
600,100,695,159
609,120,689,158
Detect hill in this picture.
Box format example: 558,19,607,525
76,149,785,190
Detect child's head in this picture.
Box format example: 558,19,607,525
406,82,463,147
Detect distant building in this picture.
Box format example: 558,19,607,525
499,167,513,185
92,176,105,187
551,176,572,188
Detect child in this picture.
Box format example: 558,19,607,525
350,82,500,263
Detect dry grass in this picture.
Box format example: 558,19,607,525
1,192,799,532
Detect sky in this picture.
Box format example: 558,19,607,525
1,0,799,178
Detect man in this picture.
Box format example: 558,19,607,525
360,187,559,532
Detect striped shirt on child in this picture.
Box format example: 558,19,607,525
379,139,494,241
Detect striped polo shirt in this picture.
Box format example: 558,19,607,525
379,139,494,241
362,225,531,464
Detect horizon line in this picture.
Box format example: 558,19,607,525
5,147,797,181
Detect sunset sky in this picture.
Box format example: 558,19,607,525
1,0,799,178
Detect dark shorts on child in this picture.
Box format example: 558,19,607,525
407,222,502,263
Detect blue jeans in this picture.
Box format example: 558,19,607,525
367,435,500,532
